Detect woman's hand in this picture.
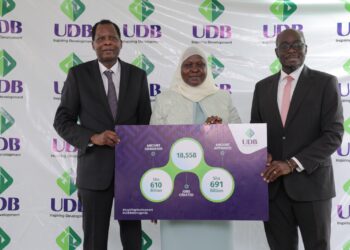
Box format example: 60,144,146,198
205,116,223,125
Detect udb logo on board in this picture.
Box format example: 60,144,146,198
337,1,350,38
263,0,302,39
0,49,24,97
192,0,232,40
132,54,161,100
0,0,23,35
56,226,82,250
208,54,232,93
123,0,161,40
54,0,92,39
51,171,82,213
0,166,20,212
242,128,258,145
0,108,20,152
53,53,83,98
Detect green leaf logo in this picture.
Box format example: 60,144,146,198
0,107,15,135
0,0,16,17
344,240,350,250
129,0,154,22
0,227,11,249
345,0,350,12
60,0,85,21
56,226,82,250
0,50,16,77
343,59,350,74
270,59,282,74
142,231,152,250
59,53,83,74
0,167,13,195
208,55,224,79
132,54,154,76
57,171,77,196
343,179,350,195
344,117,350,135
270,0,297,22
245,129,255,138
199,0,225,22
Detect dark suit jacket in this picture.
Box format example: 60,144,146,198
251,66,343,201
54,59,151,190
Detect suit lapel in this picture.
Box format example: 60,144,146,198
270,73,283,127
285,66,313,127
91,60,114,121
116,59,129,122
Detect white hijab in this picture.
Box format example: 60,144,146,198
170,46,218,102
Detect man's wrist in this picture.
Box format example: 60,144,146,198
286,159,296,173
89,134,97,146
289,158,298,169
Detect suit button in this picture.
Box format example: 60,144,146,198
282,136,286,140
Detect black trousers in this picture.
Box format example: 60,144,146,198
78,183,141,250
264,185,331,250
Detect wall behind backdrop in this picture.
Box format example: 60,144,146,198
0,0,350,249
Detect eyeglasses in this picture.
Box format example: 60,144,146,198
277,42,306,51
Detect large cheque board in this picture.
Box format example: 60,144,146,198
115,124,268,220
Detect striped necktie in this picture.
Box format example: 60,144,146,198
104,70,118,119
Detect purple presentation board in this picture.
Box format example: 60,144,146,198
115,124,268,220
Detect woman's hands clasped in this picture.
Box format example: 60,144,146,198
205,116,222,125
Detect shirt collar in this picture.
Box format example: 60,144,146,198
280,64,304,81
98,60,119,75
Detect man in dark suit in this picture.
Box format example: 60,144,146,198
54,19,151,250
251,29,343,250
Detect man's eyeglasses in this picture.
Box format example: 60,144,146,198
277,42,306,51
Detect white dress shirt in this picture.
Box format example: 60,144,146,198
98,60,121,98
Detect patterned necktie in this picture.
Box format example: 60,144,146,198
280,75,293,127
104,70,118,119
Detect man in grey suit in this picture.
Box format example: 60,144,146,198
54,20,151,250
251,29,343,250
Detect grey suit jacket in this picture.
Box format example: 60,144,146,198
54,59,151,190
251,66,343,201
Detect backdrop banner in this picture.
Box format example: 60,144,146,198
1,0,350,249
